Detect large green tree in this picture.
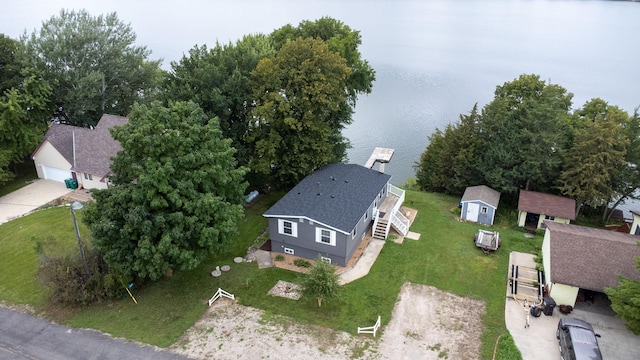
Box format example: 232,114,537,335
301,255,342,308
250,37,351,188
83,101,247,280
271,17,376,163
0,34,23,95
161,35,275,166
21,9,160,127
477,74,572,194
415,104,482,194
0,69,53,183
606,253,640,335
559,98,634,218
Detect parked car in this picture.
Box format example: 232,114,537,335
556,318,602,360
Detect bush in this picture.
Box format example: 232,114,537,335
274,254,285,261
36,236,126,305
293,259,311,268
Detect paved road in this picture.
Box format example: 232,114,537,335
0,307,188,360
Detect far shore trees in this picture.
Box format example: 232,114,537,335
83,101,247,281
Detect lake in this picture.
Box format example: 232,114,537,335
2,0,639,185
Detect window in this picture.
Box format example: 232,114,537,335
278,219,297,237
284,247,294,255
315,228,336,246
352,227,357,239
320,256,331,264
364,211,368,222
84,173,93,180
545,215,555,221
481,206,488,215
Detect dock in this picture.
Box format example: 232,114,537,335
364,147,395,172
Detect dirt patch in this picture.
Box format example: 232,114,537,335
170,283,484,359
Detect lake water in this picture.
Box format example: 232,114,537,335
3,0,639,186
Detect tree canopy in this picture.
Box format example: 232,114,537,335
301,255,342,307
83,101,247,280
250,37,351,188
606,254,640,335
161,35,275,167
21,9,160,127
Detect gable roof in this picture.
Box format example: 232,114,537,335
461,185,500,208
33,114,127,177
264,164,391,233
518,189,576,220
546,221,640,292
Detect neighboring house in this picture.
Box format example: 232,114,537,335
263,163,408,267
630,210,640,235
460,185,501,226
542,221,640,307
32,114,127,190
517,190,576,229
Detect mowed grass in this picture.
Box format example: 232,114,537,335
0,206,89,306
0,190,540,358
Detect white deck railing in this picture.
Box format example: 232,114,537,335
388,184,408,236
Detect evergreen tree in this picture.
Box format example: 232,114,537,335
606,255,640,335
301,255,342,307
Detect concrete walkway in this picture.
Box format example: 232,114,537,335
339,238,385,285
0,179,71,224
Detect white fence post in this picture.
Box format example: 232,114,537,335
208,288,235,306
357,315,381,337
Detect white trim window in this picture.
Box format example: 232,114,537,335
315,228,336,246
278,219,298,237
352,227,357,239
481,206,488,215
284,247,294,255
320,256,331,264
84,173,93,180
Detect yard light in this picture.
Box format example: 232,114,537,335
70,201,87,264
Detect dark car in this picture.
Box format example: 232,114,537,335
557,318,603,360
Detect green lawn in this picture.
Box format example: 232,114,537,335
0,190,540,359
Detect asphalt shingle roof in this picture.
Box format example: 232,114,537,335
34,114,126,177
546,221,640,292
518,190,576,220
461,185,501,208
264,164,391,233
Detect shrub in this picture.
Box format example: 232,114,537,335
36,236,125,305
274,254,285,261
293,259,311,268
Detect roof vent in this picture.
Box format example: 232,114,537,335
330,195,335,199
317,192,322,196
345,180,349,183
330,176,335,181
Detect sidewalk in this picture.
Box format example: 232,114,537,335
338,238,385,285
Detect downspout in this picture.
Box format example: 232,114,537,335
72,130,77,171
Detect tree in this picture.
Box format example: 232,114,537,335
606,254,640,335
301,255,342,307
477,74,572,194
21,9,160,127
270,17,376,164
557,114,627,217
415,104,482,194
0,68,53,184
0,34,23,95
249,37,351,188
161,35,275,167
83,101,247,280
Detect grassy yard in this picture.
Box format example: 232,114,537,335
0,190,541,359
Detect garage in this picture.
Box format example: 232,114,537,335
41,166,72,183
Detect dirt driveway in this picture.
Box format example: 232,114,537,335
170,282,485,359
0,179,71,224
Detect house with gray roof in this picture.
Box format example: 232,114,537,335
460,185,501,225
263,163,407,266
517,190,576,230
542,221,640,307
31,114,127,190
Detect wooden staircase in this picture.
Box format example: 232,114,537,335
372,218,389,240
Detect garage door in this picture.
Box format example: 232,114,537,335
42,166,72,183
